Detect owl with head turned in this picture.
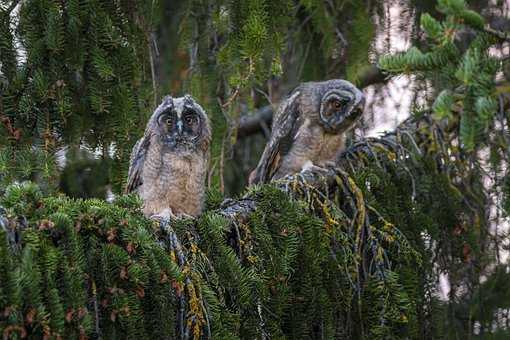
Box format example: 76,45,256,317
250,79,365,184
126,95,211,218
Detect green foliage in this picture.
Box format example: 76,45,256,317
0,0,158,193
1,0,509,338
3,102,504,338
432,89,455,119
0,145,58,191
420,13,442,41
437,0,485,29
178,0,295,188
59,148,112,199
2,0,381,194
177,0,378,188
345,4,375,85
378,0,509,337
0,172,420,339
379,0,501,151
1,183,178,339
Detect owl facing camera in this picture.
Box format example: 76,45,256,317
126,95,211,218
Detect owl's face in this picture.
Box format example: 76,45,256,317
317,80,365,133
150,95,209,151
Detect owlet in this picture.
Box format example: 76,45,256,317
126,95,211,217
250,79,365,184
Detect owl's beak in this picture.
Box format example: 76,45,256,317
329,95,365,132
176,120,184,134
346,96,365,122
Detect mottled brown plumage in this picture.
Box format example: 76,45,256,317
126,95,211,217
250,79,365,184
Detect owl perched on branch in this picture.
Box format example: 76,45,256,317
126,95,211,217
250,79,365,184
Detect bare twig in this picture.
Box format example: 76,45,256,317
484,25,510,42
148,34,158,107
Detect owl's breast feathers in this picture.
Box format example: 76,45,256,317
139,139,208,217
274,118,345,179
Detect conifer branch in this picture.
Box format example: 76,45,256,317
0,110,483,339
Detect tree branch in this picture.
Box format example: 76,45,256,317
485,15,510,42
485,26,510,42
236,106,274,138
0,115,434,340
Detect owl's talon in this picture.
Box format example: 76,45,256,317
323,161,337,169
301,161,329,174
175,213,194,220
311,166,329,174
150,208,175,223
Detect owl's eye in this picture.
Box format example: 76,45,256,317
184,115,196,124
332,100,342,109
165,118,173,125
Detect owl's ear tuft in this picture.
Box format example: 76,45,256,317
183,94,195,105
156,96,174,113
161,95,174,106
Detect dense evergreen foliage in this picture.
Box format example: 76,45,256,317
0,0,157,191
1,0,509,339
380,0,501,151
0,124,433,339
0,174,418,338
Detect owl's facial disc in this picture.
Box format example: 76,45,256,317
157,103,203,150
319,88,365,133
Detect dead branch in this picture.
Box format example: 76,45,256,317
236,106,274,138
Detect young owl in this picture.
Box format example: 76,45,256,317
250,79,365,184
126,95,211,217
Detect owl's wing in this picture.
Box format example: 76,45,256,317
125,136,151,193
250,91,301,184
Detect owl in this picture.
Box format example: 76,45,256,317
250,79,365,184
126,95,211,218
